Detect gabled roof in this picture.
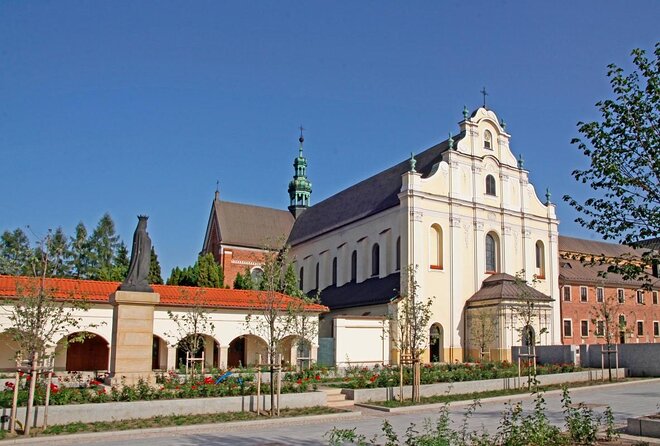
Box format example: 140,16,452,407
209,199,294,249
0,275,327,313
314,272,401,310
466,273,552,305
288,135,463,245
558,258,659,288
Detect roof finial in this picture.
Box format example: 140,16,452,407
517,153,524,169
298,125,305,155
215,180,220,200
462,105,469,120
448,132,454,150
480,86,488,108
409,152,417,173
545,188,552,205
500,117,506,131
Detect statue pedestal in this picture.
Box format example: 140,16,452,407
107,290,160,386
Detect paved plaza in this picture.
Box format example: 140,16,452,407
11,379,659,446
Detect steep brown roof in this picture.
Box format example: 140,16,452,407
466,273,553,305
288,134,464,245
212,200,294,249
558,235,643,258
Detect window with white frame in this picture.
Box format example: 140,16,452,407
485,175,497,196
617,288,625,303
563,286,571,301
485,232,499,273
595,320,605,337
535,241,545,278
580,320,589,337
637,290,645,304
484,130,493,150
596,287,604,303
563,319,573,337
430,224,443,270
580,286,588,302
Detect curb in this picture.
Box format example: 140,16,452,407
1,410,363,445
355,377,660,413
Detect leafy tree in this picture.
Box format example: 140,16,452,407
104,241,129,282
149,247,164,285
167,253,223,288
590,293,628,382
563,43,660,283
0,228,31,276
88,213,120,280
45,227,71,277
69,222,92,279
233,267,256,290
391,265,434,403
469,308,498,361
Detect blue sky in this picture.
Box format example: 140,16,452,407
1,1,658,279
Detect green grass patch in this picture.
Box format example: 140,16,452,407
1,406,343,440
371,379,632,408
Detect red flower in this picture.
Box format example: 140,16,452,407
97,388,106,395
315,375,321,381
25,376,31,382
18,371,24,377
90,380,102,386
296,379,302,384
204,376,214,384
4,382,15,390
191,385,197,390
50,383,59,394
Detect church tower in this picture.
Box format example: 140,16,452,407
288,128,312,218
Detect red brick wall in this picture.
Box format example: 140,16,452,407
560,283,660,345
220,248,266,289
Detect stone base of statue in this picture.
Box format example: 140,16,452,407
106,290,160,387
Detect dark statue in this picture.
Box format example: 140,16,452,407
119,215,154,292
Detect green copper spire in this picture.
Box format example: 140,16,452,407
288,126,312,218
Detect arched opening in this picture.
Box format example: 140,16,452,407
175,334,219,369
250,267,264,286
0,332,21,371
371,244,380,277
485,232,500,273
227,334,268,368
64,332,110,372
485,174,496,196
152,335,168,370
430,224,443,270
522,325,535,353
535,241,546,279
429,324,444,363
281,335,312,369
351,250,357,282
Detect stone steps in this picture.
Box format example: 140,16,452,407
321,387,355,409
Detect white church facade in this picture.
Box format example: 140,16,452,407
286,107,560,363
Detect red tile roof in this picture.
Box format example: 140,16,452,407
0,275,328,313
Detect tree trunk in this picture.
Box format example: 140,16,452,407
24,353,38,436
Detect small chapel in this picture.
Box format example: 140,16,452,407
202,106,561,365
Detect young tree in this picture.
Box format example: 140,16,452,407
244,244,300,415
165,289,214,377
0,228,31,276
391,266,434,403
590,293,627,381
1,234,93,435
469,308,498,361
563,43,660,283
149,247,164,285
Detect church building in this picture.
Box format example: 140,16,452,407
204,107,561,364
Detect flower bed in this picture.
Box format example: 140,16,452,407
0,368,323,408
338,361,581,389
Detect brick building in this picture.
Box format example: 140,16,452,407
558,236,660,345
201,191,294,287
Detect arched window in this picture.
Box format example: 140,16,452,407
485,232,499,273
484,130,493,150
395,237,401,271
250,267,264,285
430,224,443,270
332,257,338,286
351,250,357,282
299,267,304,290
315,262,320,290
485,175,496,196
371,244,380,277
535,240,546,278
